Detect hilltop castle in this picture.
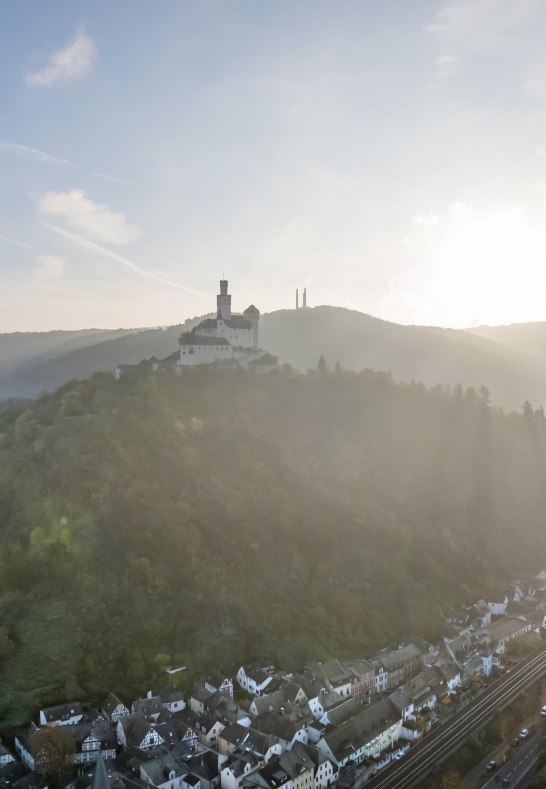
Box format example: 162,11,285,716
177,280,277,371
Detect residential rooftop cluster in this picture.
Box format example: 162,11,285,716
2,573,546,789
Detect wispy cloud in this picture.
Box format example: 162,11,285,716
0,140,134,186
39,190,140,245
0,233,47,255
425,0,542,86
43,222,208,297
0,141,74,168
25,28,96,88
90,171,136,186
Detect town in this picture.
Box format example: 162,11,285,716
2,572,546,789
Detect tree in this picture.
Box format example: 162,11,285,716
523,400,534,420
479,386,491,406
31,725,75,783
317,355,328,374
439,771,465,789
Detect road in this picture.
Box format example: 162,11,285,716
480,730,543,787
365,647,546,789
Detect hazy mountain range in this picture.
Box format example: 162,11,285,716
1,307,545,410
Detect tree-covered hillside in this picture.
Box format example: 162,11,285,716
0,367,545,727
1,308,546,411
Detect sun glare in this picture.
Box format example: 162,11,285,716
433,210,546,327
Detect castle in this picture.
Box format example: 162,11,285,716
177,280,277,371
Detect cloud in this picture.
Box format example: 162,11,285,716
90,171,136,186
25,29,96,88
31,254,65,286
0,233,47,255
0,141,134,185
425,0,542,85
39,190,140,245
42,222,208,297
0,141,74,168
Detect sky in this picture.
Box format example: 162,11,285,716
2,0,546,331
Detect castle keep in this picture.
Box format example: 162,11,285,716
177,280,277,371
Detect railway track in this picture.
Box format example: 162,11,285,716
365,646,546,788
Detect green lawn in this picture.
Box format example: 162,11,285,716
0,600,77,729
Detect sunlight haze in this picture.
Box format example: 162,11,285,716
2,0,546,330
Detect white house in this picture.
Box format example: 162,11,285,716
236,665,275,697
116,716,165,750
102,694,130,722
0,743,16,766
39,702,83,727
220,755,258,789
316,699,403,768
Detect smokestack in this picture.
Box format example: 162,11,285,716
303,287,307,308
296,289,299,309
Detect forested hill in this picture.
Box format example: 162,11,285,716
1,368,546,727
1,308,546,410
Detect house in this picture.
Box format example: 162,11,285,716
304,661,352,699
220,754,258,789
39,702,83,727
140,752,191,789
388,667,444,722
253,711,309,752
217,723,281,763
319,699,361,728
316,698,402,768
131,697,163,722
344,659,375,703
194,713,226,747
281,682,308,707
278,742,315,789
442,633,493,678
370,661,388,695
511,581,536,602
242,758,291,789
485,591,509,616
147,688,186,714
154,715,200,751
68,722,117,765
14,727,38,770
102,694,130,723
373,645,423,690
485,616,533,655
0,743,16,766
236,666,275,697
301,744,338,789
185,751,223,789
204,675,234,701
249,692,285,718
116,716,165,750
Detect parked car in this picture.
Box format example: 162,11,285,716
393,752,405,760
519,728,529,739
540,705,546,716
486,760,496,771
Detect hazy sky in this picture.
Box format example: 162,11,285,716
2,0,546,331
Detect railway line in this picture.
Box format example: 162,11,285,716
365,646,546,788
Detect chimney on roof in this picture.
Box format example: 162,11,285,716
303,288,307,308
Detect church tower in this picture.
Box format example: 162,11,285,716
217,279,232,319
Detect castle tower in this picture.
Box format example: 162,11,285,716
217,279,232,320
303,287,307,308
296,289,299,309
243,305,260,348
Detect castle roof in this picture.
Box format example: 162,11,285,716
179,333,231,346
243,304,260,315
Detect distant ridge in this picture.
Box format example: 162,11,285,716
0,307,545,410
